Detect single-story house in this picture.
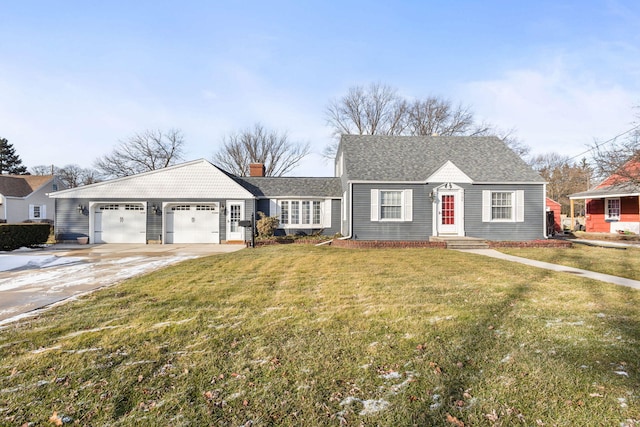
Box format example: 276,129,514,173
335,135,546,241
48,160,343,243
0,174,61,223
569,163,640,234
49,135,546,244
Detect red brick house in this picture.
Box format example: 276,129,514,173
569,161,640,234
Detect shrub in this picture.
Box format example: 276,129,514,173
256,211,279,238
0,223,52,251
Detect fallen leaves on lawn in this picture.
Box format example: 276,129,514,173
446,413,464,426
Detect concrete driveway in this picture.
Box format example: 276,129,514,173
0,243,245,325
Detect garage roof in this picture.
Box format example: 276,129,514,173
49,159,255,199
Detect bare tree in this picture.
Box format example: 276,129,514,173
406,98,477,136
31,165,55,176
324,83,529,159
213,123,310,177
31,164,103,188
530,152,592,214
326,83,408,137
589,121,640,186
95,129,185,178
58,164,103,188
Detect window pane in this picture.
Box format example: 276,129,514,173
313,201,321,225
302,201,311,224
380,190,402,219
491,192,512,220
291,201,299,224
607,199,620,218
280,201,289,224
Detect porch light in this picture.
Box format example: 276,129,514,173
429,191,435,202
77,204,84,212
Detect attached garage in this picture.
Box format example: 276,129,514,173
165,203,220,244
49,159,257,244
93,203,147,244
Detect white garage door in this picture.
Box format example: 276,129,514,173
165,204,220,244
94,204,147,243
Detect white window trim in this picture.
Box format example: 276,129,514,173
370,189,413,222
605,197,621,221
482,190,524,223
274,199,331,228
29,204,46,220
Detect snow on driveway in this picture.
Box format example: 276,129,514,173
0,245,231,325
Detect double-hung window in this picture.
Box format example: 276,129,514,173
606,198,620,220
491,192,513,220
29,204,46,220
370,189,413,222
482,190,524,223
280,201,289,225
380,190,402,220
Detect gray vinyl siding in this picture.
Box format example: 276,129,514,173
352,183,432,241
350,182,545,241
54,198,90,240
465,184,545,240
55,198,255,243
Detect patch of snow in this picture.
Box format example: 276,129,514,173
379,371,401,380
500,354,511,363
618,397,628,408
614,371,629,377
0,254,85,273
360,399,390,415
596,313,606,318
339,396,390,416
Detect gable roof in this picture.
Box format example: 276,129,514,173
570,159,640,200
338,135,544,183
49,159,255,199
238,177,342,198
0,175,53,197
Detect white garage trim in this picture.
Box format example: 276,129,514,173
89,201,147,244
162,202,220,244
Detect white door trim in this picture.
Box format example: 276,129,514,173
226,200,245,241
431,184,465,237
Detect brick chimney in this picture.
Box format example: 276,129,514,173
249,163,265,177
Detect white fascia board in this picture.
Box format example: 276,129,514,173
472,181,545,185
348,180,425,185
570,192,640,200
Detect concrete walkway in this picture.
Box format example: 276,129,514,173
458,248,640,291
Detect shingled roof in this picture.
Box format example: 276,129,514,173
0,175,53,197
238,177,342,198
338,135,544,183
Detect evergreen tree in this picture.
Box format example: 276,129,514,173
0,137,28,175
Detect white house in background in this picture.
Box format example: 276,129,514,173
0,175,61,223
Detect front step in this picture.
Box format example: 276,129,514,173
429,236,489,250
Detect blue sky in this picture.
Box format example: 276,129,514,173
1,1,639,176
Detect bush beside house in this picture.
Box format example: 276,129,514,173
0,223,51,251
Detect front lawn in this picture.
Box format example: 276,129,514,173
1,246,638,426
500,244,640,281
